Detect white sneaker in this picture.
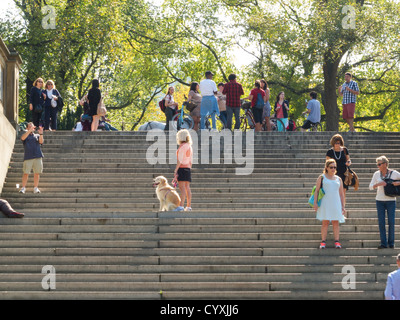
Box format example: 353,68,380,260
19,187,26,194
33,187,41,194
184,207,192,211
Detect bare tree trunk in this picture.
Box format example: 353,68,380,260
322,55,342,131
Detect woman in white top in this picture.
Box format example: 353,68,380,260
369,156,400,249
43,80,60,131
199,71,219,130
313,159,346,249
164,87,179,131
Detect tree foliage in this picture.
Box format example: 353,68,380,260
225,0,400,131
0,0,399,131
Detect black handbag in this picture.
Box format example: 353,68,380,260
34,104,43,113
383,171,400,197
57,96,64,113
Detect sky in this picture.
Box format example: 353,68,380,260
0,0,15,12
0,0,253,69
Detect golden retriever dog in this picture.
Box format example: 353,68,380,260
153,176,181,211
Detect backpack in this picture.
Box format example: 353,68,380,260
286,119,297,131
254,93,264,109
159,99,166,113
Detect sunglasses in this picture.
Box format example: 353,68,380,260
377,163,385,166
329,166,337,169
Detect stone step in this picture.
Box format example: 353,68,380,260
5,202,379,210
0,231,391,244
0,280,384,292
2,169,384,177
0,291,160,299
0,193,382,202
15,137,400,146
12,143,400,151
0,189,380,197
0,254,395,266
0,289,385,300
3,165,387,176
0,289,384,301
3,194,380,203
0,231,392,242
0,263,394,274
2,172,379,180
3,131,399,300
25,135,400,142
2,173,380,180
0,210,387,219
159,289,384,300
0,271,391,282
8,158,399,167
0,247,396,257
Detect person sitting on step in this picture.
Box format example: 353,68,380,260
0,199,24,218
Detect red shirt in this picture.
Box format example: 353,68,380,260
276,103,284,118
250,88,265,107
222,80,244,108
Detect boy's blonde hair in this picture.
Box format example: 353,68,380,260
176,129,192,145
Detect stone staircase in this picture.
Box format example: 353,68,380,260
0,130,399,299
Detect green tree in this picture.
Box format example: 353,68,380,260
224,0,400,131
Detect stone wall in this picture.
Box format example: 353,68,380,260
0,113,16,194
0,37,22,194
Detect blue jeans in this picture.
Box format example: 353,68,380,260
219,111,227,127
200,96,219,129
226,106,240,130
200,112,216,129
376,200,396,247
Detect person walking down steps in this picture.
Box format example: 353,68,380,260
313,159,346,249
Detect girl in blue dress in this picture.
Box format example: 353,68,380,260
313,159,346,249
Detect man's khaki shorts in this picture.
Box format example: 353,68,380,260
23,158,43,174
